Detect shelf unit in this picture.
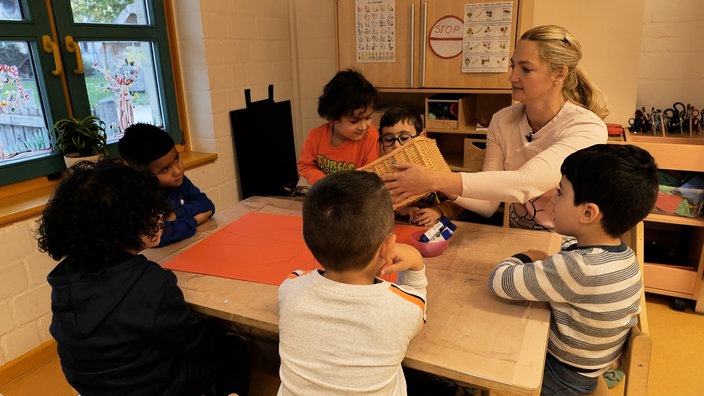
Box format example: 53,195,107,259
613,133,704,312
374,90,511,171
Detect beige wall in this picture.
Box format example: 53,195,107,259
0,0,699,366
529,0,645,124
289,0,338,156
637,0,704,110
173,0,297,209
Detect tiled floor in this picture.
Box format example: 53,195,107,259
1,293,702,396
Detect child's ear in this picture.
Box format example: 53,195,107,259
579,202,601,224
419,130,427,137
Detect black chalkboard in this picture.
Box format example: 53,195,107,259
229,85,298,198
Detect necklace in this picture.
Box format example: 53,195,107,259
525,99,567,142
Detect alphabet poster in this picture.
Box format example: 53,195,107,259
355,0,396,62
462,1,513,73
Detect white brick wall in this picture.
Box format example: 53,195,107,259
637,0,704,110
0,218,51,364
290,0,338,155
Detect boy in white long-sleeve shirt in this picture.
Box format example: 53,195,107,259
277,170,427,395
489,144,659,395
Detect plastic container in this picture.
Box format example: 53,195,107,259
419,216,457,242
409,230,450,257
653,186,704,218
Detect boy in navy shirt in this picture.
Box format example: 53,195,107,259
119,123,215,247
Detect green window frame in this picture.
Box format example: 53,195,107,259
0,0,182,185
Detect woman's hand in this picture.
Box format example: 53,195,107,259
381,163,436,203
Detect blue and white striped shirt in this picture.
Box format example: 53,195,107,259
489,242,642,370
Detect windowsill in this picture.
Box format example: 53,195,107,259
0,151,218,227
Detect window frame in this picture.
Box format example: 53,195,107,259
0,0,185,186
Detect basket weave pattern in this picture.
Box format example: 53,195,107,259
359,136,451,209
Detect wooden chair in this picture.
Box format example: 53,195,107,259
501,202,510,227
499,216,652,395
592,302,652,395
592,221,652,395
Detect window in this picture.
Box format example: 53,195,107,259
0,0,182,185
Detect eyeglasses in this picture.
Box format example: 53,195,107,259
379,132,417,147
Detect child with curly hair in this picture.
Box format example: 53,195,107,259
37,159,250,396
297,68,381,185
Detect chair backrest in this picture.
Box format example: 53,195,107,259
621,311,652,395
592,221,652,396
622,221,651,395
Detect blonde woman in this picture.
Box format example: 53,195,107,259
383,25,608,231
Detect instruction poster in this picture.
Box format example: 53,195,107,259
461,1,513,73
355,0,396,62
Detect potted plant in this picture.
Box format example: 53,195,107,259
52,115,109,168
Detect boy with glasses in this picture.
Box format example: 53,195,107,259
379,105,464,227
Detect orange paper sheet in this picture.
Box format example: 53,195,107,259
163,212,423,285
655,192,683,214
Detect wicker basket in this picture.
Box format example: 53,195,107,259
359,136,451,209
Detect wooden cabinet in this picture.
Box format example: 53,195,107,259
614,134,704,313
336,0,533,170
373,91,510,171
336,0,523,89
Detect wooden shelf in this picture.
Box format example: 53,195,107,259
612,136,704,312
645,213,704,227
426,127,488,135
644,262,698,299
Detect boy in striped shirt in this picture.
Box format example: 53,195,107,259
489,144,659,395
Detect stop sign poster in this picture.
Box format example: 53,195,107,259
461,1,513,73
428,15,464,59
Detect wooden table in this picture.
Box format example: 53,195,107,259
144,196,562,395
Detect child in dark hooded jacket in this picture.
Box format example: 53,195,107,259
37,159,249,396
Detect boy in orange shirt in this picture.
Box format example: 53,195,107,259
297,69,380,185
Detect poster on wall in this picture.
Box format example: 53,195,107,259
428,15,464,59
355,0,396,63
461,1,513,73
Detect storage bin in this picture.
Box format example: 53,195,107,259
425,94,475,129
653,185,704,218
463,138,486,171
